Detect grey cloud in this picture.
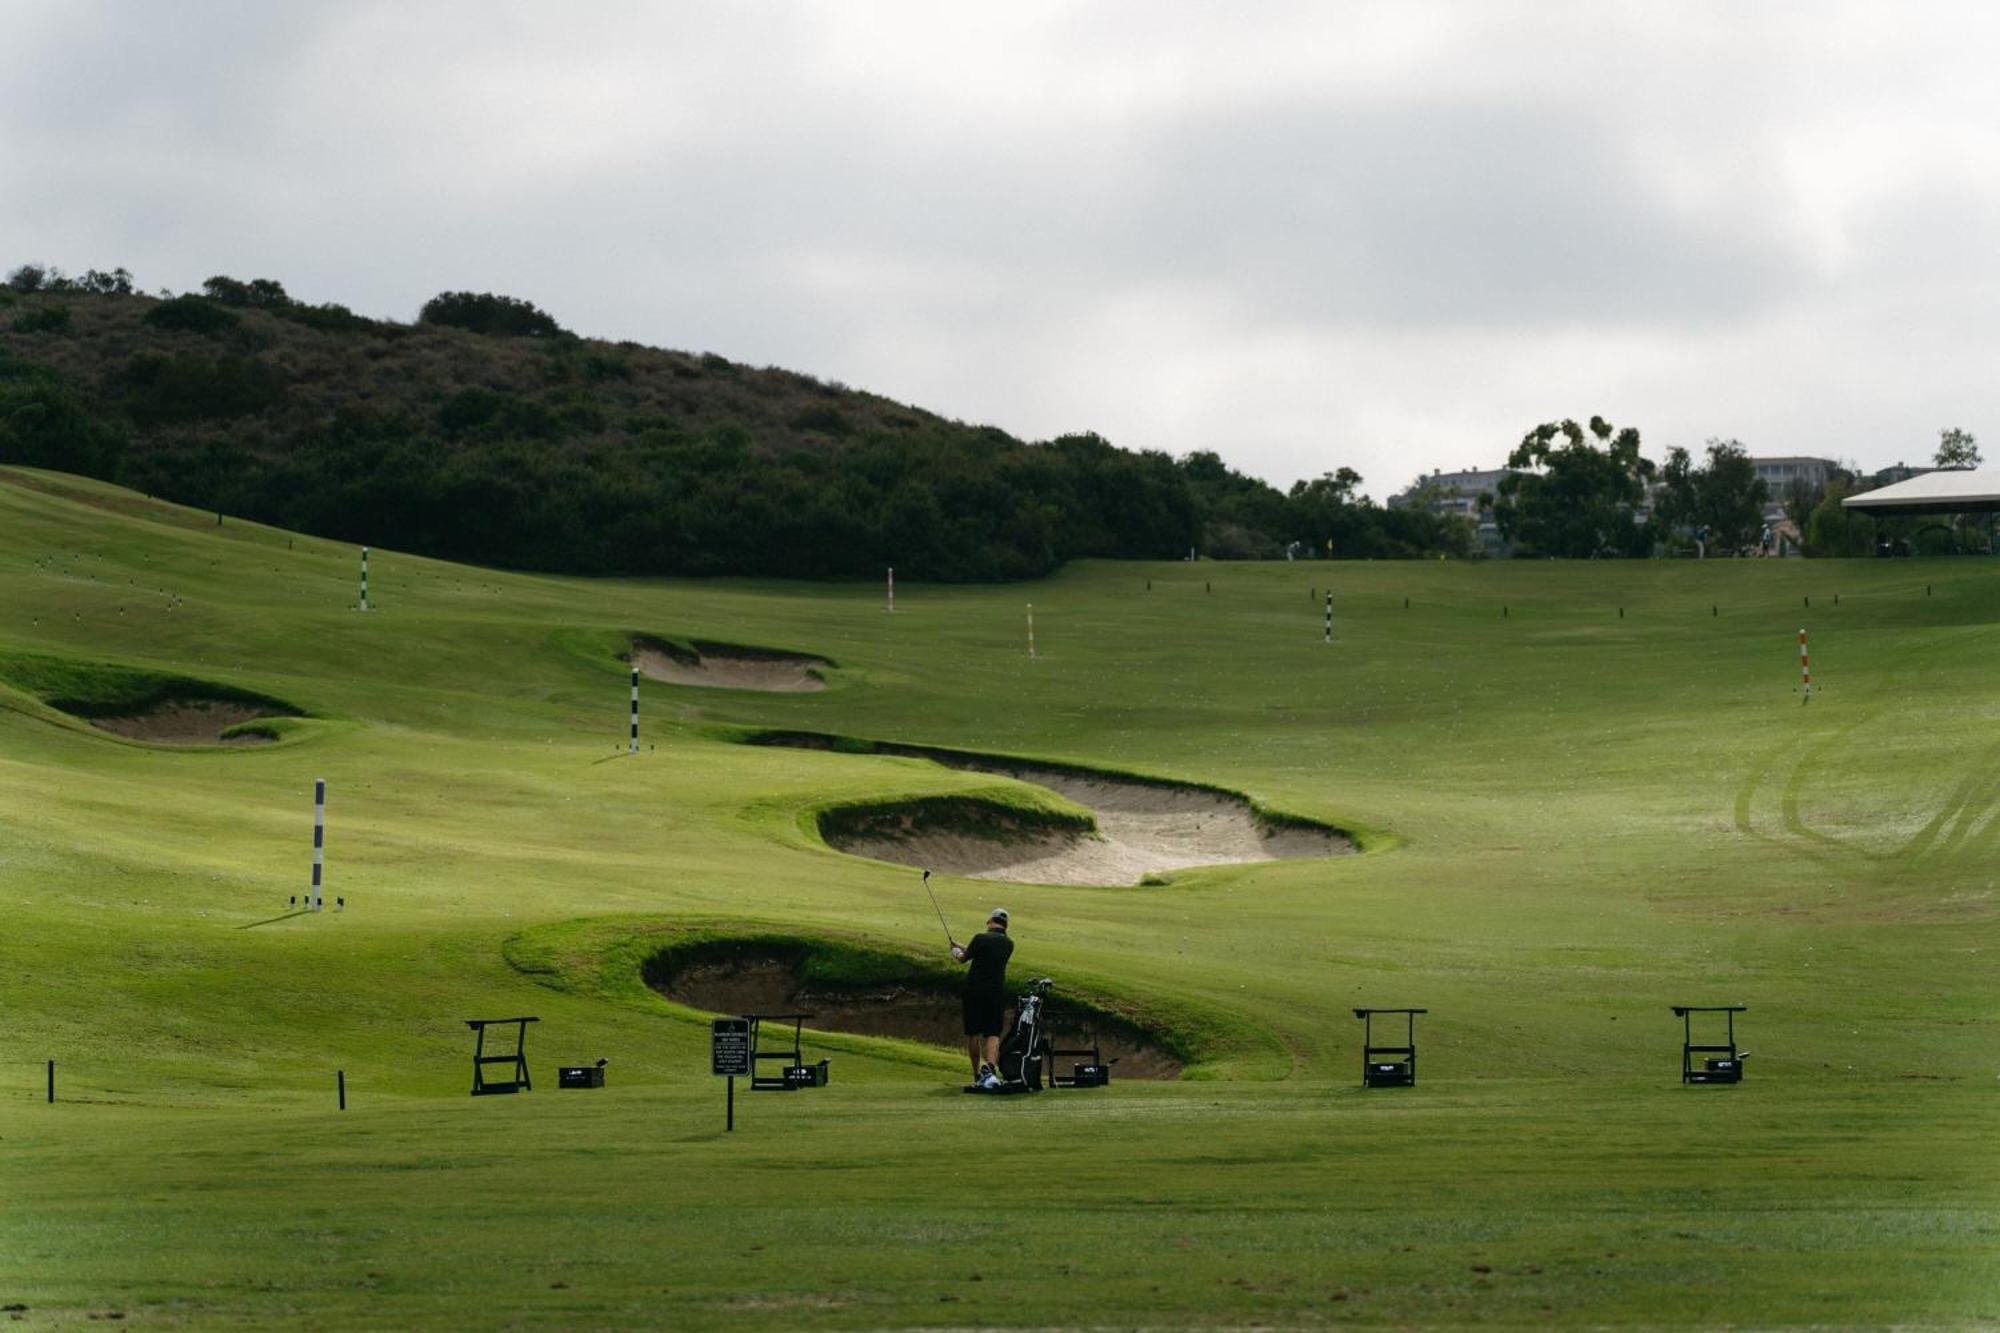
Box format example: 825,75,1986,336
2,2,1998,492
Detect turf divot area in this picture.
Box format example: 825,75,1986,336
755,730,1353,885
630,635,829,692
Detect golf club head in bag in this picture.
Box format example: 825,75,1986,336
997,978,1054,1090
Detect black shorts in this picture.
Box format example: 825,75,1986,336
962,989,1006,1038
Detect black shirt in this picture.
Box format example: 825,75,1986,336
963,927,1013,996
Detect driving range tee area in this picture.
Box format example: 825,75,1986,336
0,468,1994,1328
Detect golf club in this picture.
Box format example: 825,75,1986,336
922,868,955,949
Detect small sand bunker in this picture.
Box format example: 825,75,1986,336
648,944,1182,1078
631,638,827,693
763,735,1353,887
87,699,287,745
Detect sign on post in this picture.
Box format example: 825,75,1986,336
711,1018,752,1076
712,1017,752,1132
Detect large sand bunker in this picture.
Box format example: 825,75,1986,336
88,699,288,745
758,733,1354,887
630,638,827,693
647,941,1182,1078
2,655,300,746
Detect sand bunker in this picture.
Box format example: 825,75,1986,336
86,700,286,745
631,639,827,693
764,734,1353,887
649,946,1182,1078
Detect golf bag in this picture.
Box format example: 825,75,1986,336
996,977,1054,1090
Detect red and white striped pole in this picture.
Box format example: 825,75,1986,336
886,567,895,613
1027,603,1036,661
1798,627,1810,702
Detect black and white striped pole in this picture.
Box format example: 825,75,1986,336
1323,592,1332,644
359,547,369,612
629,666,639,754
310,778,326,912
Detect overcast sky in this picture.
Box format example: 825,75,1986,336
5,2,1997,496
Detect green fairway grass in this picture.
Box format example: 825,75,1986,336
1,465,1994,1328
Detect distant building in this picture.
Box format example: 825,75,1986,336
1389,467,1516,555
1747,456,1843,524
1750,456,1839,493
1871,461,1941,486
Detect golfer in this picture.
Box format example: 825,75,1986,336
951,908,1013,1089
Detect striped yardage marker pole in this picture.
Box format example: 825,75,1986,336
1324,592,1332,644
1027,603,1036,661
629,666,640,754
1799,628,1810,702
886,567,895,613
360,547,369,612
310,778,326,911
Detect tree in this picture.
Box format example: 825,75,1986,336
1288,468,1371,556
5,264,47,293
418,291,564,338
141,295,240,335
203,275,291,308
1492,416,1654,557
1655,439,1769,554
75,267,133,295
1935,427,1981,469
1803,478,1878,557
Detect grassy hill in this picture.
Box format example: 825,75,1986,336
0,277,1469,580
0,280,1216,580
0,466,1994,1327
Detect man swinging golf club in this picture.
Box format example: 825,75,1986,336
951,906,1013,1090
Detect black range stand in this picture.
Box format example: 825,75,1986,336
1048,1028,1114,1088
1354,1008,1426,1087
1673,1005,1748,1084
745,1012,829,1090
466,1016,538,1095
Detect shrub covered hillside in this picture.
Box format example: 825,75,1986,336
0,269,1470,578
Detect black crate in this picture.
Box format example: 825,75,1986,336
782,1060,829,1089
1070,1063,1110,1087
1364,1061,1414,1088
557,1065,605,1089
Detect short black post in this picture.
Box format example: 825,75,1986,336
1834,593,1840,605
1927,584,1932,596
1503,605,1509,618
337,1069,346,1111
47,1059,54,1104
1205,581,1211,593
1804,595,1810,608
1403,596,1409,609
726,1075,735,1132
1712,604,1717,617
1619,606,1624,619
